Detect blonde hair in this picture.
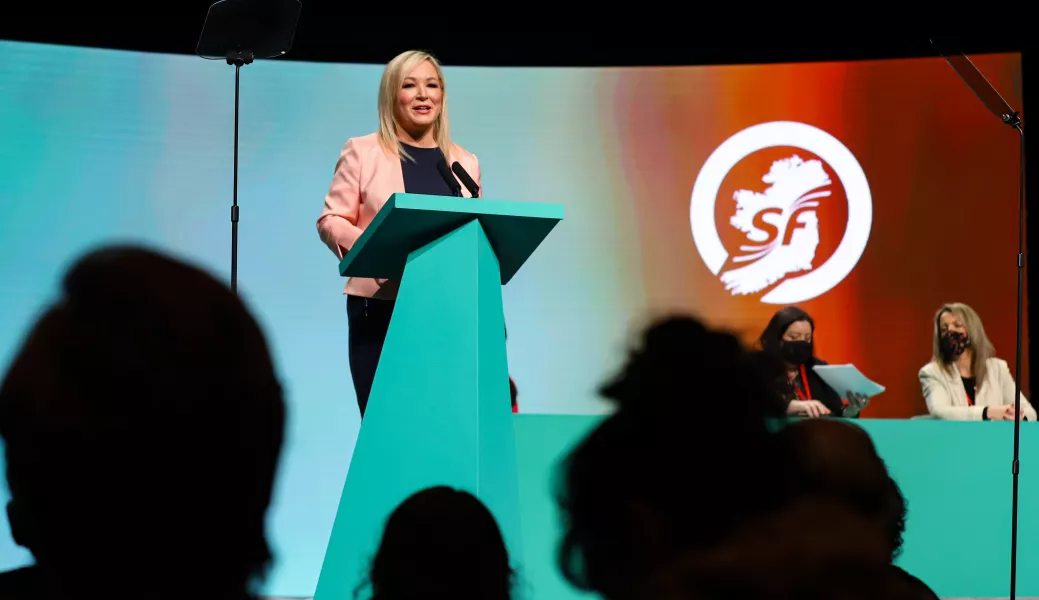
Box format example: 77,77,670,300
931,302,996,387
377,50,453,163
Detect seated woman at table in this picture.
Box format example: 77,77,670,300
758,306,870,418
919,302,1037,421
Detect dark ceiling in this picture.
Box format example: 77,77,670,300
1,4,1028,67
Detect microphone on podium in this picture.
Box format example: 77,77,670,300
451,161,480,198
436,157,462,197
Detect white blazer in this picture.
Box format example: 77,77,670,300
919,357,1037,421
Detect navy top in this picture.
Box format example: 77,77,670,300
400,142,455,197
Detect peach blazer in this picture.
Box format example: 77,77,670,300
316,132,482,298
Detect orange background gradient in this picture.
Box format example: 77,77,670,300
600,54,1025,418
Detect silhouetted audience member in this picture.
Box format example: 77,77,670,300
775,419,938,598
0,246,285,600
359,486,514,600
556,316,788,600
777,419,907,558
643,498,938,600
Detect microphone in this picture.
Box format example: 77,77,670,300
451,161,480,198
436,157,462,197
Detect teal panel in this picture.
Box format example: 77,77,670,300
475,224,525,565
869,420,1038,598
513,415,601,600
513,415,1039,599
314,220,521,600
390,192,565,219
339,194,563,284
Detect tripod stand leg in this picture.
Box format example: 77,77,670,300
1009,125,1025,600
231,63,241,294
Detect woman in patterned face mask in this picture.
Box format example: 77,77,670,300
919,303,1037,421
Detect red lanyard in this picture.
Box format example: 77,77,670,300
792,365,812,400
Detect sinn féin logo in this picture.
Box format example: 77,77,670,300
689,121,872,304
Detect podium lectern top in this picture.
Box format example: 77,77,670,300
338,193,563,284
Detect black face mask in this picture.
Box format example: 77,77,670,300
781,340,813,366
940,330,971,360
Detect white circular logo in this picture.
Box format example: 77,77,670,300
689,121,872,304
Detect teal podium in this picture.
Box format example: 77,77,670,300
313,193,563,599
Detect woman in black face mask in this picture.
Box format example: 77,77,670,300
758,306,870,418
919,303,1037,421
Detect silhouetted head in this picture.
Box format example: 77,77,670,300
364,486,513,600
642,497,936,600
557,316,788,600
0,246,285,595
777,419,907,559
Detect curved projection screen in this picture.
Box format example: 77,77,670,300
0,41,1025,595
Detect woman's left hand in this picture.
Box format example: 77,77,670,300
845,391,870,416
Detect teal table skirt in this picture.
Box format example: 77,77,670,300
514,415,1039,600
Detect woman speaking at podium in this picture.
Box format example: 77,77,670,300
316,50,482,418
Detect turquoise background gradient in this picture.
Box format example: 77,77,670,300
1,41,1034,599
0,41,635,596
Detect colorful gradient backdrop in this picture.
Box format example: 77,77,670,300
0,41,1025,596
601,56,1026,417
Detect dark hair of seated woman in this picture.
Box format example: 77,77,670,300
758,305,850,417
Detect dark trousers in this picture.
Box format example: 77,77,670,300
347,295,514,418
347,295,395,417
